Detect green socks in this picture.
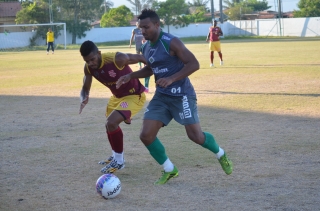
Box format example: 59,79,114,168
146,137,168,165
146,133,220,165
145,77,150,88
201,132,220,153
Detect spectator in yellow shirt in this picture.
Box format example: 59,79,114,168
46,28,54,54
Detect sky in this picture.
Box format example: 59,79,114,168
112,0,299,13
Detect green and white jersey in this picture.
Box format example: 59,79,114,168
141,31,196,97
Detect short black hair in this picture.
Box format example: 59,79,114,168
138,9,160,24
80,40,98,57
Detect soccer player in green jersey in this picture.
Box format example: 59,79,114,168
117,9,233,185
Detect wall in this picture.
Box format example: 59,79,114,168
1,17,319,49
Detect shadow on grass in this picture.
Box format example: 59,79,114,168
197,90,320,97
1,95,319,210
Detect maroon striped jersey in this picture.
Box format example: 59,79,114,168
86,52,145,98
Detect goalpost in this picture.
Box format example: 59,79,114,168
0,22,67,50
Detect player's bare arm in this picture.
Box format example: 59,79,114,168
116,66,153,89
219,28,223,36
115,52,146,67
156,38,199,88
206,32,210,42
79,65,92,114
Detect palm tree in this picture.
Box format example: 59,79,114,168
101,0,113,13
223,0,241,9
126,0,156,15
188,0,210,6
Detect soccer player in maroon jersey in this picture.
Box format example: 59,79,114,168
206,20,223,67
79,40,146,174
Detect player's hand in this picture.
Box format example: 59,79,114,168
79,95,89,114
156,77,173,88
116,75,131,89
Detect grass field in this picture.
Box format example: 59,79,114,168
1,37,320,210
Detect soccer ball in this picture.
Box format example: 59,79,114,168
96,174,121,199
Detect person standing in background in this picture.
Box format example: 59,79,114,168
46,28,54,55
130,22,144,69
206,20,223,67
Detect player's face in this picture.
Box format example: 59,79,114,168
139,18,160,43
83,51,101,70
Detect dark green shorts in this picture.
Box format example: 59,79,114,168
144,92,199,126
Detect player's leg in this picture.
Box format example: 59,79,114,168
171,95,233,175
142,92,178,184
136,44,142,69
51,42,54,54
185,124,233,175
144,76,150,93
46,42,50,54
216,41,223,65
100,94,146,173
100,110,126,174
209,42,214,67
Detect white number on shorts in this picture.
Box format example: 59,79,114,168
171,87,181,94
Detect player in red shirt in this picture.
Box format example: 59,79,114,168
206,20,223,67
79,40,146,174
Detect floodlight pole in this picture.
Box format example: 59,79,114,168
278,0,282,36
210,0,215,22
49,0,53,23
219,0,223,23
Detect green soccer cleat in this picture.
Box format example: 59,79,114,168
154,166,179,185
218,153,233,175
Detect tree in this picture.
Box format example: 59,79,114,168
223,0,271,20
188,0,210,11
246,0,271,11
187,5,211,23
223,0,241,9
226,4,253,20
56,0,102,44
101,0,114,13
293,0,320,17
100,5,134,27
15,1,51,24
152,0,190,33
15,1,62,46
126,0,156,15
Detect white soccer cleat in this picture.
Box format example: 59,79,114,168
210,63,214,67
220,61,223,66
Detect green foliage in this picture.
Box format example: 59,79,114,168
65,20,90,40
152,0,190,33
100,5,134,27
223,0,271,20
245,0,271,11
56,0,102,44
15,1,61,47
15,1,50,24
126,0,157,14
187,0,210,11
187,6,211,23
294,0,320,17
226,4,253,20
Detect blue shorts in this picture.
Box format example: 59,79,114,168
144,92,199,126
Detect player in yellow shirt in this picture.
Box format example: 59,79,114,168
46,28,54,55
